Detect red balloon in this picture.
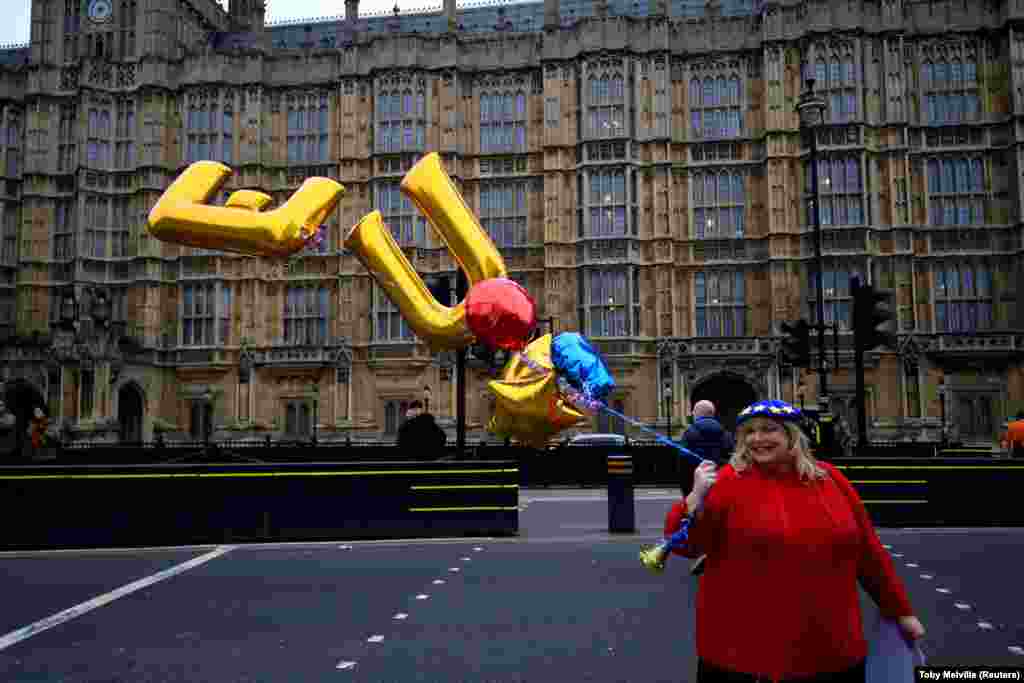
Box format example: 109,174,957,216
465,277,537,351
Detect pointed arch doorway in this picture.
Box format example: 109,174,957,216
690,373,759,434
118,383,145,443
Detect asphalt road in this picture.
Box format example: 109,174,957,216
0,489,1020,682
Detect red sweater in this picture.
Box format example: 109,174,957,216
664,461,913,681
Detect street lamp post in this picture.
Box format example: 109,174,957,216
938,384,947,450
796,76,830,410
310,382,319,445
662,381,673,439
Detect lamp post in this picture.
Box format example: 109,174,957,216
308,382,320,445
796,76,829,409
938,384,947,450
423,385,432,414
202,390,213,444
662,381,673,439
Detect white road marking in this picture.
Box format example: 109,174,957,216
891,553,904,558
367,635,384,643
954,603,971,610
336,661,356,670
936,588,951,594
882,544,892,549
460,557,471,562
905,563,919,568
432,579,445,585
448,567,460,573
473,547,483,552
393,613,408,620
338,545,352,550
978,622,994,630
920,574,934,580
0,546,233,652
1008,646,1024,656
415,594,429,600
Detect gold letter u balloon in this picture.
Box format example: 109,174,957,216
147,161,345,258
344,153,507,351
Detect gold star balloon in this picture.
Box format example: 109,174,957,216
487,333,587,447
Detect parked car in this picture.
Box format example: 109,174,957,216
567,433,628,447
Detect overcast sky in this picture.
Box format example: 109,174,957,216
0,0,446,47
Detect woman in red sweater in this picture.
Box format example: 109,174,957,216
664,399,925,683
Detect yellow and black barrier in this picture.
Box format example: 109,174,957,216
607,454,635,533
0,460,519,551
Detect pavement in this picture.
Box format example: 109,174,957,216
0,488,1021,682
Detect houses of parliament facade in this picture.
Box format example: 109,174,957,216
0,0,1021,449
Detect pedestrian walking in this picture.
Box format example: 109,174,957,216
679,400,734,576
663,399,925,682
397,400,447,459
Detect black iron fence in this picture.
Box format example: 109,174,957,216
10,439,1005,488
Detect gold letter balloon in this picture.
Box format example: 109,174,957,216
147,161,345,258
343,153,508,352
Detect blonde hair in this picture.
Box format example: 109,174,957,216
730,419,827,483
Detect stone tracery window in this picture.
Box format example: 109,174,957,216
480,83,526,154
287,92,327,164
808,47,859,123
691,169,745,238
375,75,426,154
586,64,626,139
689,71,742,139
921,46,980,125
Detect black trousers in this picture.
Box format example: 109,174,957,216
697,658,866,683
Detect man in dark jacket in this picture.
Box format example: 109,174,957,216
680,399,735,467
397,400,447,459
680,400,734,576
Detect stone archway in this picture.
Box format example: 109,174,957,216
1,379,46,459
690,372,759,434
118,382,145,443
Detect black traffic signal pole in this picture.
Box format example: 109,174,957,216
851,277,897,448
455,269,467,454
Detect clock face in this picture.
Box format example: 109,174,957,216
87,0,113,24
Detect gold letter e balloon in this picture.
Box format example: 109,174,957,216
344,152,509,352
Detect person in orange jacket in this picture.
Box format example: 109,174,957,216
1003,411,1024,458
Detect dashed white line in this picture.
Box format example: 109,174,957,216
415,594,430,600
936,588,951,594
473,547,483,552
954,603,971,611
461,557,471,562
448,567,460,573
905,563,919,568
883,544,892,549
338,545,352,550
432,579,445,585
891,553,904,558
367,635,384,643
0,546,233,652
920,574,934,580
393,613,408,620
336,661,356,670
1009,646,1024,656
978,622,994,630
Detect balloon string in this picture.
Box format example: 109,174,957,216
510,350,702,465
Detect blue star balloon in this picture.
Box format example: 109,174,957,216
550,332,616,404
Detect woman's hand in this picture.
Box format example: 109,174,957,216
691,460,718,502
897,615,926,644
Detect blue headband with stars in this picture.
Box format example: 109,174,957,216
735,399,804,428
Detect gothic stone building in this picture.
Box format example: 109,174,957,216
0,0,1021,449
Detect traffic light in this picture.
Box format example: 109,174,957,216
780,319,812,367
852,278,897,352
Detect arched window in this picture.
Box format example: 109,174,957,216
691,171,745,239
691,73,742,139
